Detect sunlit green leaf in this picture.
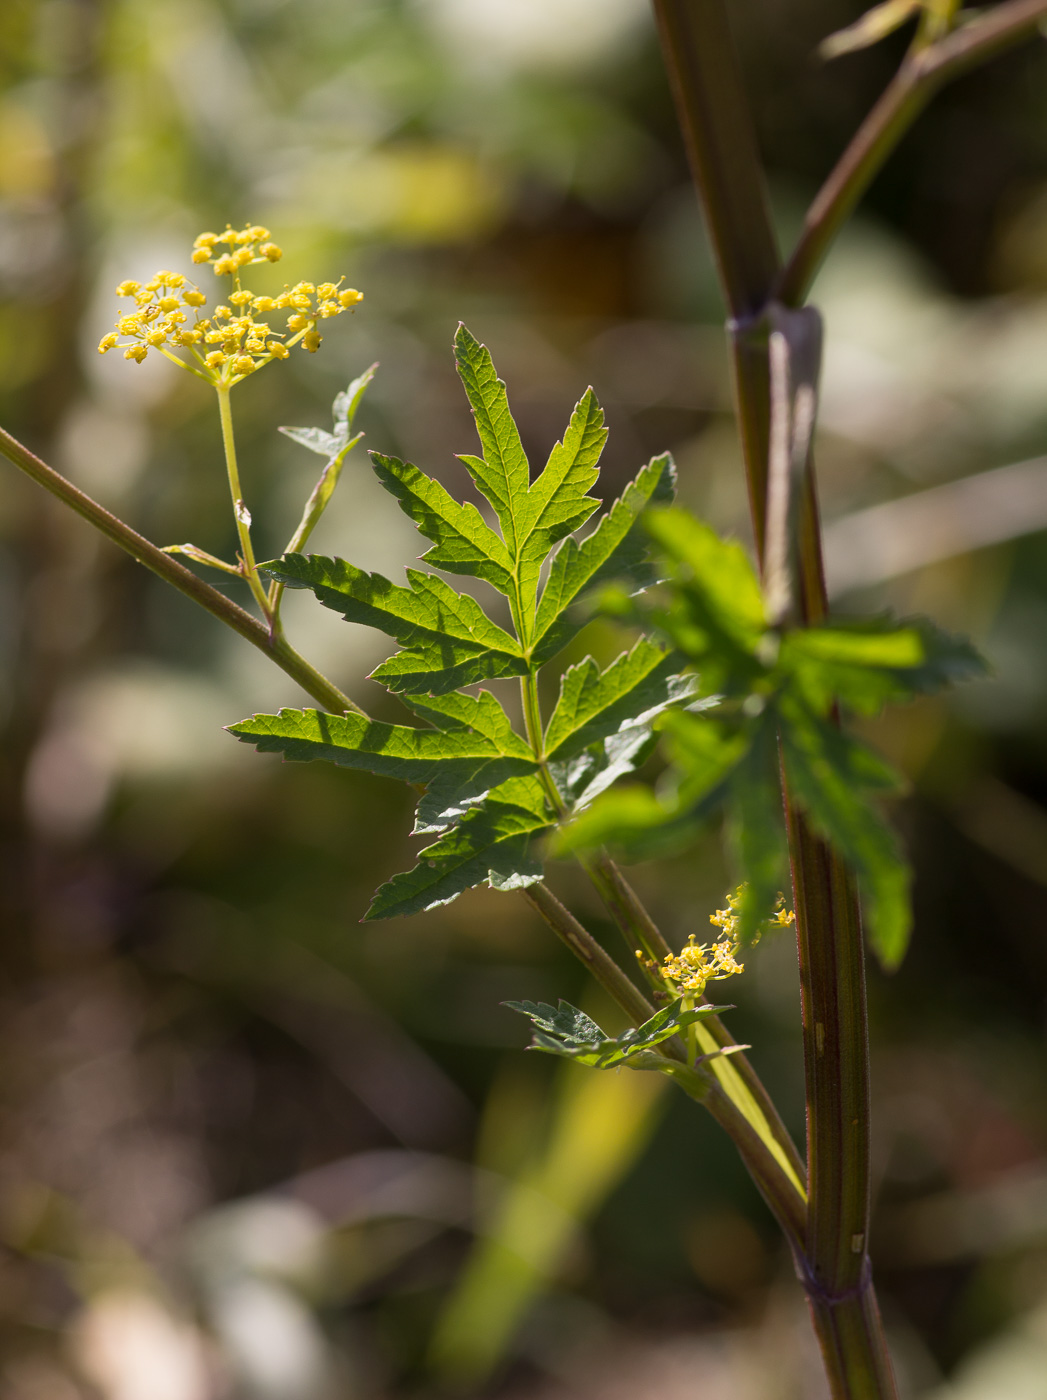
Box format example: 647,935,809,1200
453,324,533,558
645,508,766,656
371,451,515,595
227,706,535,793
551,784,677,856
548,727,657,813
532,451,676,664
544,640,699,762
515,387,605,611
262,553,526,694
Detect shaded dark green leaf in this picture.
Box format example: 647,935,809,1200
365,776,553,919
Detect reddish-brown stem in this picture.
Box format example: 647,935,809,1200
651,1,898,1393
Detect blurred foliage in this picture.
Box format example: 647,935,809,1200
1,0,1047,1396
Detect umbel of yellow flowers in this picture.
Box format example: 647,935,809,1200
98,224,362,386
660,887,795,996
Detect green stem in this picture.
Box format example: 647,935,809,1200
215,383,273,625
520,670,567,817
522,881,655,1027
0,423,364,718
776,0,1047,307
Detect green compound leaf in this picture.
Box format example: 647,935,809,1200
552,711,749,860
505,997,730,1070
366,775,554,919
261,553,526,694
544,639,700,762
532,451,676,665
227,706,536,795
371,451,515,595
453,324,533,558
515,386,605,614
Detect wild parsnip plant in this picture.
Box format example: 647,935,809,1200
1,3,1045,1396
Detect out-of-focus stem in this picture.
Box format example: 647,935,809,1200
777,0,1047,306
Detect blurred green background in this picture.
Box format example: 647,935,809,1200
2,1,1047,1396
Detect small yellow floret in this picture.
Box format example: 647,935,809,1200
205,351,226,369
259,242,282,261
182,290,206,307
194,232,218,248
302,330,321,352
192,248,212,264
231,355,255,375
338,288,362,307
228,289,253,306
213,255,236,275
252,295,275,312
157,296,180,312
124,345,148,363
116,280,140,297
268,341,289,359
317,282,338,299
97,332,118,353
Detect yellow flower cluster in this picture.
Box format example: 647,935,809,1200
662,934,745,995
98,224,363,385
661,886,795,996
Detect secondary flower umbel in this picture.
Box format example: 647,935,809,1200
661,886,795,996
98,224,363,386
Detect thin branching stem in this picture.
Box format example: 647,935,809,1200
0,424,364,717
777,0,1047,306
